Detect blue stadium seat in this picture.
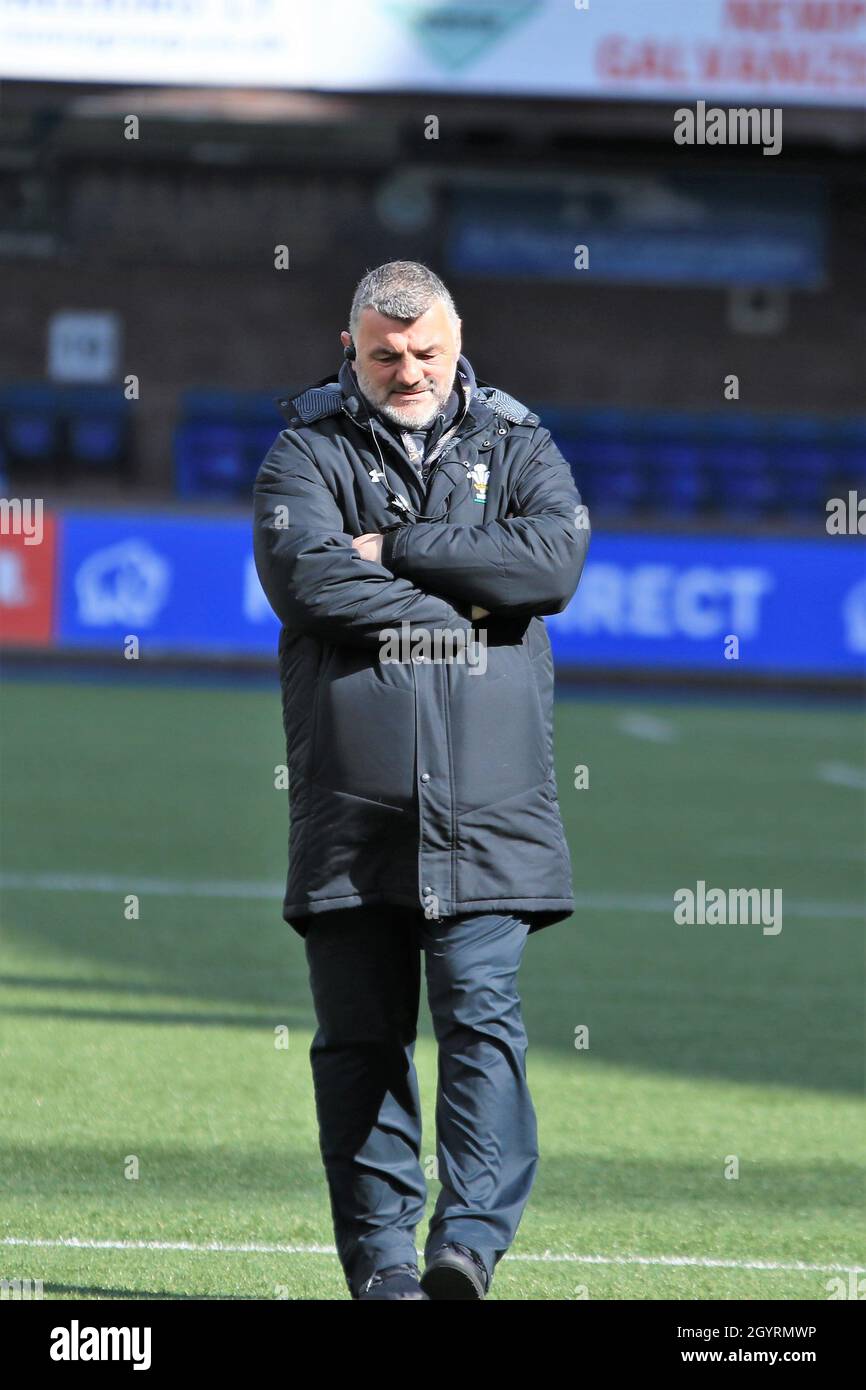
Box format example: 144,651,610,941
541,413,592,502
654,442,705,514
833,418,866,495
574,409,644,515
636,412,705,516
175,423,249,499
521,403,866,523
174,389,284,499
69,416,126,467
516,404,859,524
0,382,133,482
700,413,777,517
769,416,832,518
65,387,131,474
0,384,62,467
581,438,643,514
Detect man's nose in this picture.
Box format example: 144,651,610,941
393,357,424,386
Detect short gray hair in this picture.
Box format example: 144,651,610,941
349,260,459,341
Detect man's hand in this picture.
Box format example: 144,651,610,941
351,532,384,563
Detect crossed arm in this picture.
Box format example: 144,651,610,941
352,531,492,619
373,428,590,618
252,427,590,647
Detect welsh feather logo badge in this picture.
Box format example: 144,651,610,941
380,0,538,71
469,462,490,504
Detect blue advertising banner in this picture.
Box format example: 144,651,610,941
546,533,866,676
55,512,866,676
446,175,827,289
57,514,279,656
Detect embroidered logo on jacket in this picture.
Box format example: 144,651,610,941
469,462,489,504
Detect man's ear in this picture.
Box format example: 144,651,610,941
340,329,352,351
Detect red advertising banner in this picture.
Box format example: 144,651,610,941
0,506,57,646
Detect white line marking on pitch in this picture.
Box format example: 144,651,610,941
818,761,866,791
717,839,866,864
0,1236,862,1275
0,872,862,920
618,713,677,743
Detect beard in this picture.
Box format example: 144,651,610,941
354,365,454,429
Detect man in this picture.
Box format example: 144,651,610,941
253,261,590,1300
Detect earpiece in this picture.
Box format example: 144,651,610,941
343,341,356,361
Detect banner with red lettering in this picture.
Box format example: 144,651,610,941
0,1,862,107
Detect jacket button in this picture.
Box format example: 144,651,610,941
497,426,507,435
420,772,430,783
423,885,433,895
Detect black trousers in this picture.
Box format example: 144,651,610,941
303,903,539,1298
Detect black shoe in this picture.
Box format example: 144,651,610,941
421,1243,489,1299
356,1262,430,1300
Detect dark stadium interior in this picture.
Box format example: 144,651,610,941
1,81,864,523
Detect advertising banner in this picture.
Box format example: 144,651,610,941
0,508,57,647
0,0,863,106
15,509,861,676
54,513,274,656
546,532,866,675
447,174,827,288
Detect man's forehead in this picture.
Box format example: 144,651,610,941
357,304,454,348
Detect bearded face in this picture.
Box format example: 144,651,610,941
343,300,462,431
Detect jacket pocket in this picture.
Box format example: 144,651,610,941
450,643,548,814
309,646,416,810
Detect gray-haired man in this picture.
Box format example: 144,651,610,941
254,261,590,1299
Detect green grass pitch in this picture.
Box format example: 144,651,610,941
0,673,863,1300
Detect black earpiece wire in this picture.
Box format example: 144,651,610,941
343,342,463,525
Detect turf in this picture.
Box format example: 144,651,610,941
0,675,863,1300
